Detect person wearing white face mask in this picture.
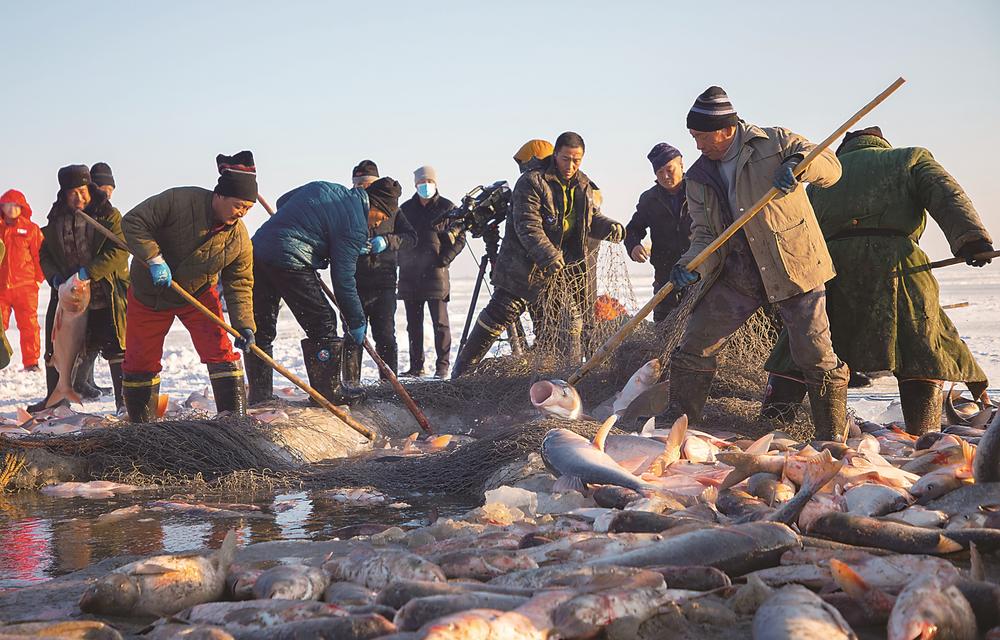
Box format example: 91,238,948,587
397,166,466,378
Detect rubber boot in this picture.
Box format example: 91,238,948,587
967,380,989,405
343,340,363,385
122,372,160,423
301,338,366,406
108,359,124,413
246,347,274,405
807,377,849,443
74,350,110,400
27,365,59,413
899,378,944,436
208,361,247,417
760,374,807,424
667,361,715,424
451,320,502,379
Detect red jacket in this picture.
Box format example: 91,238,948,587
0,190,44,290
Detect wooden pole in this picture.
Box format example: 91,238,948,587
257,193,433,433
894,250,1000,276
567,77,907,386
74,208,375,440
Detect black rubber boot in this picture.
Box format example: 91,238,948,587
451,320,502,379
667,361,715,424
208,361,247,417
899,378,943,436
122,372,160,423
246,347,274,406
108,359,124,413
27,365,60,413
807,378,849,443
301,338,366,406
760,374,807,424
73,350,110,400
343,340,363,385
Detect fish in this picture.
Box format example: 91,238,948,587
146,500,263,518
323,546,446,590
529,379,582,420
234,614,397,640
807,512,964,554
0,426,31,437
551,570,680,639
888,572,977,640
910,439,976,503
143,623,235,639
487,563,656,591
828,559,896,624
225,565,263,601
844,484,912,517
540,416,656,493
606,512,705,535
394,593,530,631
252,564,328,600
416,609,544,640
617,380,671,426
183,387,213,411
427,550,538,581
649,565,731,591
974,409,1000,482
612,359,661,415
79,529,236,617
752,584,858,640
747,473,795,505
170,600,351,635
762,451,844,526
376,580,533,610
46,274,91,408
95,505,146,525
323,581,376,606
881,505,950,528
42,480,141,499
591,485,643,509
604,415,688,475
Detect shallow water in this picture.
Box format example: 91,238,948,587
0,486,477,588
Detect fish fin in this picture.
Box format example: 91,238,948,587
829,558,871,599
640,417,656,437
156,394,169,418
131,563,176,575
16,407,33,426
970,406,992,428
804,451,844,492
666,415,688,451
619,455,654,474
427,435,452,449
935,535,964,554
552,475,585,494
745,433,774,455
970,541,985,582
216,529,238,572
45,387,83,409
957,439,976,478
592,415,618,452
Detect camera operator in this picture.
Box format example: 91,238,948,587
451,131,625,378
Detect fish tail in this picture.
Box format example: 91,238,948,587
45,385,82,409
829,558,871,599
803,450,844,494
592,415,618,452
217,529,238,571
745,433,774,455
666,415,688,451
958,439,976,478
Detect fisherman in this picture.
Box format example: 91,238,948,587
397,166,466,378
452,131,626,378
343,166,416,384
665,87,850,440
72,162,118,401
763,126,994,435
625,143,692,322
248,176,403,405
0,189,44,370
120,152,257,421
31,165,129,413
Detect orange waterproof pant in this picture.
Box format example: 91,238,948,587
0,285,40,367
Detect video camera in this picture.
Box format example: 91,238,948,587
435,181,512,248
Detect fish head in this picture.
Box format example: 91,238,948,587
78,573,140,614
638,359,661,383
530,379,582,420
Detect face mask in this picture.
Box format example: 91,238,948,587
416,182,437,199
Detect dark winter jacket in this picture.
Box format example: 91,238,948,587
253,181,369,330
123,186,255,332
624,182,691,279
397,194,466,301
355,204,417,291
492,156,619,301
41,185,130,349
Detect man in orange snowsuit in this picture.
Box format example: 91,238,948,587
0,190,44,369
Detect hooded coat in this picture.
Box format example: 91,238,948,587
0,190,44,291
397,193,465,301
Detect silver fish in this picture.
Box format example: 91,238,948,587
752,584,858,639
529,379,582,420
252,564,328,600
47,275,90,408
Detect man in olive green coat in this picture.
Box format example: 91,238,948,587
120,152,258,422
763,127,993,435
666,86,850,441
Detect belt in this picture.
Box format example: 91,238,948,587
827,227,909,241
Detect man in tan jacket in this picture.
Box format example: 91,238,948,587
667,86,850,441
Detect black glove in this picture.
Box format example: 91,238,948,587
541,256,566,278
234,328,256,352
958,239,994,267
606,223,626,244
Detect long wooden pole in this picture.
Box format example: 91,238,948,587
257,195,433,433
567,77,907,386
895,250,1000,276
75,207,375,440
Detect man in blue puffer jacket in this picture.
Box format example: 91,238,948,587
248,177,402,405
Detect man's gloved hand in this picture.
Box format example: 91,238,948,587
669,263,700,289
630,244,649,263
234,328,256,351
77,267,89,281
348,323,367,345
958,239,994,267
541,256,566,278
369,235,389,255
606,223,626,244
773,158,800,194
148,262,172,288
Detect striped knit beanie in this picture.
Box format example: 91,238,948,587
214,150,258,202
687,86,739,132
647,143,682,171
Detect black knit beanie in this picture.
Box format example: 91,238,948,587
58,164,91,192
352,160,379,179
837,126,889,153
90,162,115,188
686,86,740,132
647,143,682,171
214,151,258,202
366,177,402,214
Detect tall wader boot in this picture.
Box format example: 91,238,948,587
246,347,274,406
898,378,944,436
450,320,502,380
108,358,124,413
122,372,160,423
301,338,366,406
807,368,850,443
667,360,715,425
760,374,808,424
966,380,989,405
343,340,363,385
73,350,109,400
27,365,60,413
208,361,247,417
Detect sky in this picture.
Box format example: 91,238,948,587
1,0,998,276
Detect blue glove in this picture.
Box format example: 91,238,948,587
774,161,799,194
77,267,89,281
348,323,367,345
50,274,65,288
148,262,172,288
358,243,371,256
234,328,255,352
669,264,700,290
369,235,389,255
